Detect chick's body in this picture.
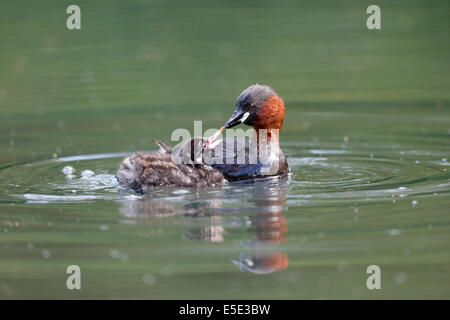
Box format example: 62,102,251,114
116,139,225,192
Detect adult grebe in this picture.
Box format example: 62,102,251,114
209,84,290,181
116,84,289,191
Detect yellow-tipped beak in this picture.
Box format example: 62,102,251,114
204,126,225,150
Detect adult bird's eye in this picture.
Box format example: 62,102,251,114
249,105,255,110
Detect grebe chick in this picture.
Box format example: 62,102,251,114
116,138,225,192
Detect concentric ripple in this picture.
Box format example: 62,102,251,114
287,147,449,204
0,144,448,206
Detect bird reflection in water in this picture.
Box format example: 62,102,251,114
232,192,288,274
117,179,290,274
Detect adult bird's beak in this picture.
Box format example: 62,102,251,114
223,111,250,129
203,109,250,151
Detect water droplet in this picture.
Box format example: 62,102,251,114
62,166,75,175
42,249,51,259
109,249,120,259
388,229,402,236
57,120,65,129
81,170,95,178
395,272,408,284
1,284,13,296
142,274,155,285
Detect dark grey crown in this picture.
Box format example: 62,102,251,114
236,84,276,108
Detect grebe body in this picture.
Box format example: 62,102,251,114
116,84,289,190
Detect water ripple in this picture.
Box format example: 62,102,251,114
0,148,448,206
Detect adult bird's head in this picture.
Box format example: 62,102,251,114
223,84,285,136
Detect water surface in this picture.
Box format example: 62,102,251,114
0,0,449,299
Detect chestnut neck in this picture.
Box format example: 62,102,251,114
253,94,285,142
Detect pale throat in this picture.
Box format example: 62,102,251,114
252,126,281,152
253,119,283,143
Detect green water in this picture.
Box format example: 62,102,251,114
0,0,449,299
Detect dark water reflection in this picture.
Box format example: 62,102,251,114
118,178,291,274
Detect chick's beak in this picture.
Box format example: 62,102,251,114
203,126,225,151
207,138,222,150
223,111,250,129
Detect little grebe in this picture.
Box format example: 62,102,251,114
209,84,290,181
116,84,289,191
